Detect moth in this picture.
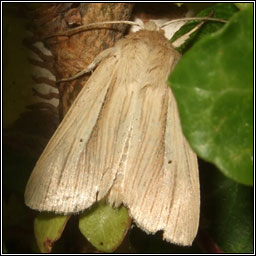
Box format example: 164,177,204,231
24,18,225,246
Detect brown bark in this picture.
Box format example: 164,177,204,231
28,3,134,117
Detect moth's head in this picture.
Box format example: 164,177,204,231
142,21,166,36
143,20,160,31
130,18,188,40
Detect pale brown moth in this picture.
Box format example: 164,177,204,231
24,18,226,246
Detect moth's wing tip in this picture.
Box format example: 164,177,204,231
162,230,196,246
162,192,200,246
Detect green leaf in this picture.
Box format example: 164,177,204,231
234,3,253,10
34,213,70,253
171,3,238,53
169,6,253,185
200,162,253,253
79,201,131,252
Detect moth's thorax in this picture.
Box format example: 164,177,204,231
114,29,181,88
125,29,172,50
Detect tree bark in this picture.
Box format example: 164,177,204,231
29,3,134,117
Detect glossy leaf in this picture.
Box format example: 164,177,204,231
79,201,131,252
170,6,253,185
34,213,70,253
171,3,238,53
234,3,253,10
200,162,253,253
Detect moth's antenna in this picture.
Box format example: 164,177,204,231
172,19,206,48
161,17,227,29
45,21,142,39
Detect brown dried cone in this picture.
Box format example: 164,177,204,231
28,3,134,118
